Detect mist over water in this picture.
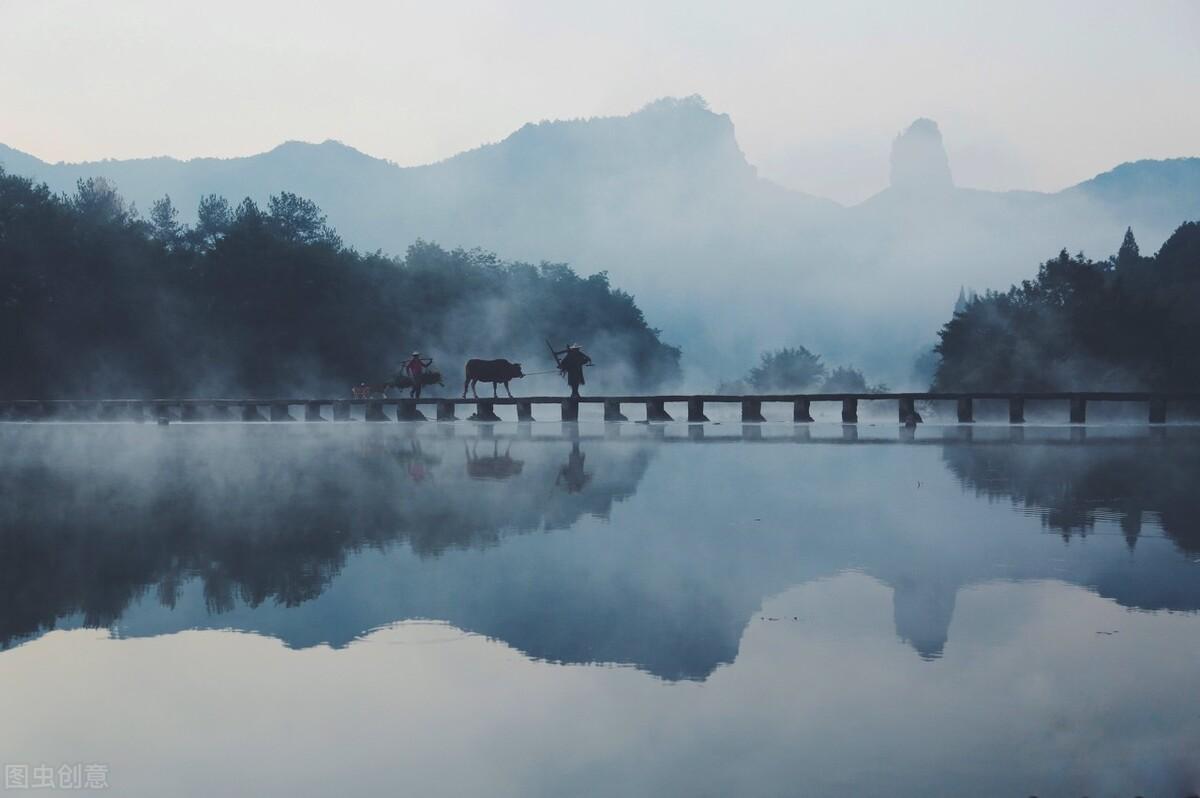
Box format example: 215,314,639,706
1,421,1198,796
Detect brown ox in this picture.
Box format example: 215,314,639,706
463,359,525,398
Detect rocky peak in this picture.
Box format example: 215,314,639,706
889,118,953,192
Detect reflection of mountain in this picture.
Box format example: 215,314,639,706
0,425,650,650
2,426,1198,679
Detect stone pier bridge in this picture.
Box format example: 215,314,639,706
1,392,1196,424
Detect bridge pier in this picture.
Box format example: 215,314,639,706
646,398,673,422
474,401,501,422
841,398,858,423
181,404,203,422
1069,396,1086,424
741,399,766,422
898,397,922,425
241,403,266,422
154,403,171,425
516,401,533,422
365,401,389,421
560,399,579,422
688,398,709,422
332,401,351,421
270,403,296,422
1149,397,1167,424
793,399,813,422
437,400,458,421
957,397,974,423
688,424,704,440
1009,397,1025,424
209,404,232,421
398,399,426,421
604,400,627,421
305,401,326,421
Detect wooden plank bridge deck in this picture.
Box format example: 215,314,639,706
1,392,1197,424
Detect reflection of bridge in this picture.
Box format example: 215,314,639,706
3,391,1198,424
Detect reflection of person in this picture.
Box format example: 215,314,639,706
554,344,592,399
556,442,591,493
404,351,434,398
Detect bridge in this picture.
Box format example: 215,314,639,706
1,392,1196,424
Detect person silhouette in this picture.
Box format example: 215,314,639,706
403,351,434,398
553,344,592,399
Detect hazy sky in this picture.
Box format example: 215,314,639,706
2,0,1198,203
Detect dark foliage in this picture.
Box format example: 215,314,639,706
820,365,886,394
746,346,825,391
933,223,1200,391
719,346,885,394
0,168,680,397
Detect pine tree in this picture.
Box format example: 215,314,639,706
1116,226,1140,267
954,286,968,314
149,195,182,250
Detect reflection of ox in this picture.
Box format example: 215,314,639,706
465,441,524,481
463,359,524,398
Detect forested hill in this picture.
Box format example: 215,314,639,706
0,168,680,398
932,223,1200,392
5,98,1198,384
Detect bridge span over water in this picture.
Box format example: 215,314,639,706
2,392,1197,425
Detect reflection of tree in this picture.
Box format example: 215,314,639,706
0,428,649,649
942,441,1200,554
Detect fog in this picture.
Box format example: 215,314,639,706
4,98,1195,390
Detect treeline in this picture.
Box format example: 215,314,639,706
0,168,680,398
933,223,1200,391
720,346,887,394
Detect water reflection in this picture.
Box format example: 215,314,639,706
465,440,524,480
0,424,1197,681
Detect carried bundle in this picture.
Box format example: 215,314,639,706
392,370,444,390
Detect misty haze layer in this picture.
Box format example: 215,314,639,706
3,97,1197,384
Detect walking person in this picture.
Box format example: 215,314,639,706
403,351,434,398
553,343,592,399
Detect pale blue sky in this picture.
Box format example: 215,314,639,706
2,0,1198,202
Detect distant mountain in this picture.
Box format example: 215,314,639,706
3,99,1197,384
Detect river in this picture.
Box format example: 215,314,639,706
1,422,1197,796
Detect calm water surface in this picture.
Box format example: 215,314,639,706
1,422,1198,797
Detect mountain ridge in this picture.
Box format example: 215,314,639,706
2,98,1197,383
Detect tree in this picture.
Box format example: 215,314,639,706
70,177,128,227
0,176,681,398
193,194,232,250
267,191,340,247
1116,226,1140,267
954,286,969,315
746,347,826,391
821,366,885,393
933,222,1200,392
149,195,183,249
